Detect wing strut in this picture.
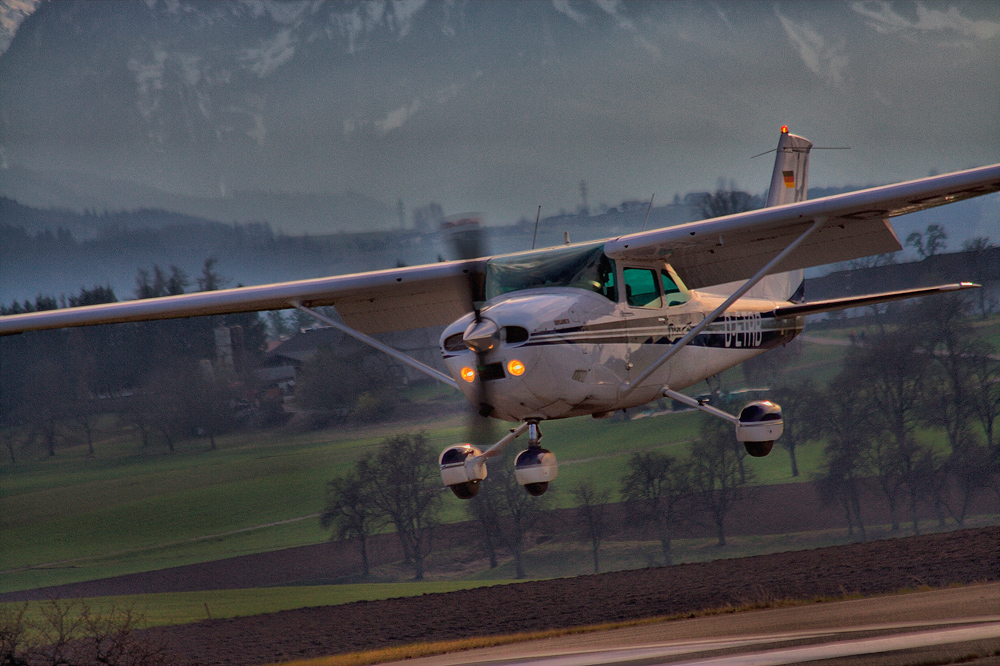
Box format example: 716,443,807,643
661,388,739,424
291,302,459,390
620,216,828,396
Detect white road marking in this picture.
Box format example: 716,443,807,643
487,621,1000,666
668,622,1000,666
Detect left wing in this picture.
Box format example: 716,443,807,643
0,258,486,336
604,163,1000,290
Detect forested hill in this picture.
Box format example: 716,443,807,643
0,199,451,305
0,196,691,305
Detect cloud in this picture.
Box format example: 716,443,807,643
390,0,428,38
329,1,430,54
376,99,424,133
552,0,587,25
851,2,1000,43
241,27,297,77
128,47,169,120
777,12,848,84
347,72,480,137
595,0,634,31
0,0,42,57
595,0,661,57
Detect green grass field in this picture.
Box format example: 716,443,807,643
2,323,997,597
0,580,515,629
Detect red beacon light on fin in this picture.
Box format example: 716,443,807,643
780,125,789,134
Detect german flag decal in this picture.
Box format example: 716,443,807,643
782,171,795,188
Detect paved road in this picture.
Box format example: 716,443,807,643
381,583,1000,666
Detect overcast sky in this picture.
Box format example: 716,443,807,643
0,0,998,229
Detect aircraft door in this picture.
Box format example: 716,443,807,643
621,267,665,384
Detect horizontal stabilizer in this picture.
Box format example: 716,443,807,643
771,282,980,318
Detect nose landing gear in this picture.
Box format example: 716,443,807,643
514,421,557,496
439,420,558,498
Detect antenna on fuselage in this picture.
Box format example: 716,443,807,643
531,205,541,250
640,193,655,232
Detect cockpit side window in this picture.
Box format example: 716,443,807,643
623,268,663,309
599,257,617,302
661,269,690,307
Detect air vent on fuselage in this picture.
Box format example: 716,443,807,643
503,326,529,344
443,333,465,352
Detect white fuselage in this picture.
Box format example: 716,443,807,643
440,287,803,423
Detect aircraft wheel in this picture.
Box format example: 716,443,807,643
744,440,774,457
449,480,481,499
523,482,548,496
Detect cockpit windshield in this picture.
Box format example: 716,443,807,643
484,243,617,301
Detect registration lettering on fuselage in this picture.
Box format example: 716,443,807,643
722,311,763,348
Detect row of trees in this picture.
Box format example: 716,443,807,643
321,418,760,580
809,295,1000,538
0,259,269,461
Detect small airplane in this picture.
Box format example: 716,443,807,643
2,127,998,499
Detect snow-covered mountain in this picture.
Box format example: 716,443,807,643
1,1,997,233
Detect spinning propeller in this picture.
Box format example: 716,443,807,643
440,216,500,497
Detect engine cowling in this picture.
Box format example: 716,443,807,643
439,444,487,498
514,447,558,496
735,400,782,457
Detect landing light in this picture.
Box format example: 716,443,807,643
461,367,476,382
507,359,525,376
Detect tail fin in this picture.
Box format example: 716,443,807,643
707,127,813,302
757,127,812,301
765,126,813,207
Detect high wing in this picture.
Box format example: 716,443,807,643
604,163,1000,289
1,163,998,338
0,258,487,336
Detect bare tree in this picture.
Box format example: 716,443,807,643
21,360,71,457
321,457,383,578
769,378,821,477
620,450,690,564
466,477,503,569
1,599,166,666
968,350,1000,453
905,223,947,259
841,315,929,532
196,256,228,292
816,446,869,542
961,236,997,318
696,188,760,219
486,462,547,579
815,372,879,541
689,417,753,547
364,434,440,580
572,481,611,573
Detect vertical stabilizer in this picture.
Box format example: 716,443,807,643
765,126,813,207
704,127,812,302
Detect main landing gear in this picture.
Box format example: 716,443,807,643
662,388,783,457
439,420,558,499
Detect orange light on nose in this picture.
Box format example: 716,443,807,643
507,359,525,376
460,367,476,383
780,125,789,134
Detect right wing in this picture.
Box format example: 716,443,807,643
604,163,1000,290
